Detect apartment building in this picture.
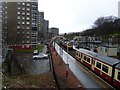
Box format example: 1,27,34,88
0,1,2,63
38,12,44,41
44,20,49,39
2,0,38,50
49,27,59,36
31,0,38,48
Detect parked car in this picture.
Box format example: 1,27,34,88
33,50,39,55
33,53,48,60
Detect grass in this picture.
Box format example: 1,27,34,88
15,44,44,53
2,72,56,88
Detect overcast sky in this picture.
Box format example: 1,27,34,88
38,0,120,34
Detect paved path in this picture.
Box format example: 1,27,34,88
50,46,84,89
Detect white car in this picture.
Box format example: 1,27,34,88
33,53,48,60
33,50,39,55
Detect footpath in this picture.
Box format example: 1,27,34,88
49,46,84,90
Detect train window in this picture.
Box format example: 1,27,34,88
84,56,86,61
118,71,120,80
87,57,90,63
102,65,108,73
96,62,101,69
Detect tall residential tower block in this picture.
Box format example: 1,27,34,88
2,0,38,50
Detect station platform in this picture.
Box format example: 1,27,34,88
49,46,84,89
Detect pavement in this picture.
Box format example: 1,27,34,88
50,46,84,89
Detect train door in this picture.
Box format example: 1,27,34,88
91,59,95,71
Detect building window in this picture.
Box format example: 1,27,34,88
27,3,30,6
26,22,30,24
22,3,25,5
27,8,30,11
22,12,25,15
26,45,29,48
32,22,35,25
18,21,20,24
22,17,25,20
26,31,30,34
22,21,25,24
27,40,30,43
26,27,30,29
102,65,108,73
18,12,20,15
27,36,30,38
26,12,30,15
22,31,24,34
96,62,101,69
17,32,20,34
22,7,25,10
22,45,24,48
18,7,20,10
22,41,25,44
22,26,25,29
17,16,20,19
17,26,20,29
18,2,20,5
26,17,30,20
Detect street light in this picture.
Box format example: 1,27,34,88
66,42,69,78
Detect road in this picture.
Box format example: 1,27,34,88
16,45,50,74
54,43,115,89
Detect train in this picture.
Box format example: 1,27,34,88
60,40,73,49
75,48,120,89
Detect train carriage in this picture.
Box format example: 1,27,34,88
67,42,73,49
61,40,73,50
114,63,120,89
75,48,120,89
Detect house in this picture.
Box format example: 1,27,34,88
97,45,118,57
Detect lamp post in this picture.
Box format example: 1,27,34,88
66,42,69,78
